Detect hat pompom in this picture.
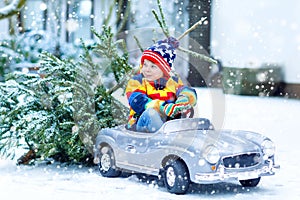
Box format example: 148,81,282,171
164,37,179,49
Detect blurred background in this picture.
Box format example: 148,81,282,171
1,0,299,98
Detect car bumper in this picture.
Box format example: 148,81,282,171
194,159,280,184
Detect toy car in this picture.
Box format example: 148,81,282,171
93,115,280,194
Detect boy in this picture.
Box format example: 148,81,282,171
125,37,197,132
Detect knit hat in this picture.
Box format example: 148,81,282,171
141,37,179,76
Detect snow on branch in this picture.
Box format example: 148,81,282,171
177,17,207,41
0,0,26,20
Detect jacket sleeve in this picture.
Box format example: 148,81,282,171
128,92,149,114
125,75,148,115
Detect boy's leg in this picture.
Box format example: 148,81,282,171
136,108,164,133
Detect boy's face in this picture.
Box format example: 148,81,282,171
141,59,164,81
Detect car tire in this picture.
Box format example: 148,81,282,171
98,145,121,177
239,177,261,187
163,159,190,194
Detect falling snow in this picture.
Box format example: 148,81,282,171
1,0,300,199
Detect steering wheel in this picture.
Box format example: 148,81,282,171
172,107,194,119
181,106,194,118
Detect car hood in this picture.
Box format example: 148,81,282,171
165,129,266,156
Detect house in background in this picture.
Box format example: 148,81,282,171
0,0,299,98
211,0,300,98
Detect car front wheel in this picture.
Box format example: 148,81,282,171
163,159,190,194
239,177,261,187
98,145,121,177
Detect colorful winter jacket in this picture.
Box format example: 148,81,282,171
125,73,197,129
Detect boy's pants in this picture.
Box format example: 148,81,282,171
136,108,166,133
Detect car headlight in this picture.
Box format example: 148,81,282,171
204,145,220,164
262,139,275,157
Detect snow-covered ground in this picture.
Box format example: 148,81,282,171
1,88,300,200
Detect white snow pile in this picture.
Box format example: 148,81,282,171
1,88,300,200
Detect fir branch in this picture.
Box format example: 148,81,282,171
151,9,169,38
156,0,169,36
80,38,94,64
106,67,138,95
116,0,123,25
178,46,218,64
102,1,115,26
134,36,144,52
96,67,138,102
150,3,216,65
116,0,131,33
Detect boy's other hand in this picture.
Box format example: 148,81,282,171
162,103,191,118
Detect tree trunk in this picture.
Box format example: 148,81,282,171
187,0,212,87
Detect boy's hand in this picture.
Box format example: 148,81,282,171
161,103,191,118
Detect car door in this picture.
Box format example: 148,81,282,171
116,131,163,174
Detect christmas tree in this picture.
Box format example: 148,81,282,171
0,25,132,164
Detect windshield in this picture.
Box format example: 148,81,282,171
163,118,212,134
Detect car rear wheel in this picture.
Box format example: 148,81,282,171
98,145,121,177
163,159,190,194
239,177,261,187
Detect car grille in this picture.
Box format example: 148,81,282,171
222,153,261,168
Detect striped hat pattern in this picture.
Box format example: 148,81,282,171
141,37,179,76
